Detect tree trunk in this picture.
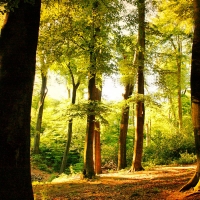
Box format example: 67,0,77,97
33,72,47,154
180,0,200,192
83,1,99,179
93,86,102,174
60,64,80,174
146,119,151,147
131,0,145,172
60,83,80,174
84,72,96,178
177,41,183,132
171,37,183,131
0,1,41,199
118,84,133,170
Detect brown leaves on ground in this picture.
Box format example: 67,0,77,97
32,165,200,200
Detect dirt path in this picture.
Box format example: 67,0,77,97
32,165,199,200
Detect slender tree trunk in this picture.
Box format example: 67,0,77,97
146,119,151,147
171,38,183,131
33,72,47,154
131,0,145,171
180,0,200,192
118,84,133,170
0,1,41,199
60,64,80,174
177,40,183,131
93,86,102,174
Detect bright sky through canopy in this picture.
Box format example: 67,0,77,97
47,73,124,101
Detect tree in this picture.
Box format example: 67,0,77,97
33,69,47,154
0,0,41,199
84,14,97,177
60,63,80,174
180,0,200,192
83,0,122,178
131,0,145,171
150,0,192,132
117,35,137,170
93,86,102,174
118,83,133,169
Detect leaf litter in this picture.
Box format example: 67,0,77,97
32,165,200,200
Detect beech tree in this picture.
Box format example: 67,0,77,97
83,0,122,178
131,0,145,171
0,0,41,199
117,35,137,170
93,86,102,174
150,0,192,133
60,63,80,174
33,69,47,154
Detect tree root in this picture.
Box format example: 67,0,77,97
180,172,199,192
129,166,145,172
186,191,200,198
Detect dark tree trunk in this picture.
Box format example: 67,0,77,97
131,0,145,172
180,0,200,192
118,84,133,170
0,1,41,199
84,72,96,178
33,72,47,154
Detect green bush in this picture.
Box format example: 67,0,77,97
143,130,196,165
176,152,196,165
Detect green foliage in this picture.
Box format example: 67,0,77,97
31,141,82,173
176,152,196,165
143,131,195,165
65,163,84,174
101,102,134,165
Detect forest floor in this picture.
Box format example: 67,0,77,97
32,164,200,200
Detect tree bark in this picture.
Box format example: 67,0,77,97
131,0,145,171
171,37,183,131
177,40,183,131
118,84,133,170
60,63,80,174
93,86,102,174
0,1,41,199
33,71,47,154
146,119,151,146
83,1,99,178
84,75,96,178
180,0,200,192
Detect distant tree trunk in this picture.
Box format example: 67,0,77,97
67,86,71,99
60,64,80,174
118,83,133,170
146,119,151,147
171,37,183,131
177,41,183,131
93,86,102,174
0,1,41,199
131,0,145,172
33,71,47,154
180,0,200,192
